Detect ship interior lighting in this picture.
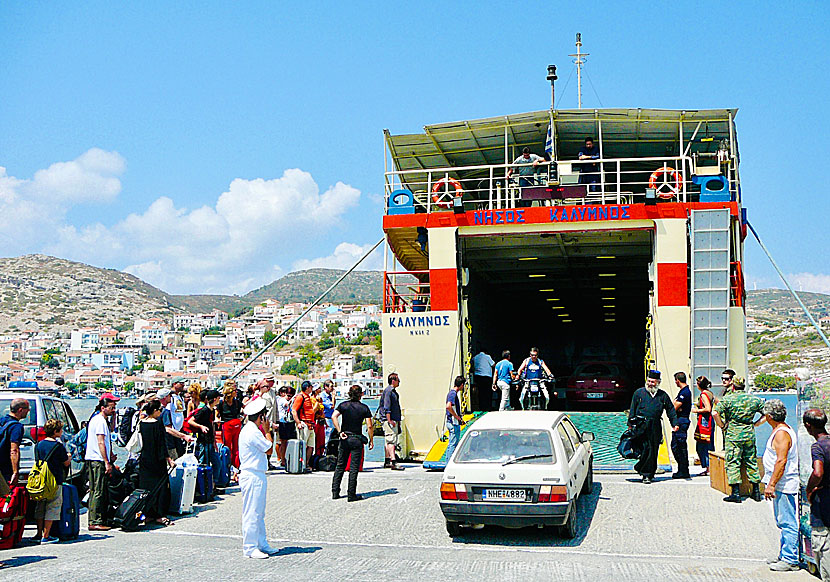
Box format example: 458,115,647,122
602,297,615,301
604,318,616,322
546,298,560,302
551,306,564,310
558,313,569,317
596,256,616,259
598,273,616,277
539,288,555,292
519,257,538,261
561,319,572,323
600,287,615,291
529,274,546,278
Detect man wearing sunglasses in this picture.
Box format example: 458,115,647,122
721,369,736,396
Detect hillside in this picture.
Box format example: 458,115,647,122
0,254,176,332
746,289,830,325
0,255,384,332
244,269,382,305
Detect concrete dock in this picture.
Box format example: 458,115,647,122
0,463,815,581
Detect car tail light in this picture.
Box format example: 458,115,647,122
538,485,567,503
30,426,47,442
440,482,468,501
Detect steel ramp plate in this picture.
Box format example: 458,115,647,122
423,411,486,470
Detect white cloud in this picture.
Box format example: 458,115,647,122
292,241,384,272
787,273,830,295
50,167,361,294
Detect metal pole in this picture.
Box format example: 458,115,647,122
228,237,385,381
747,221,830,350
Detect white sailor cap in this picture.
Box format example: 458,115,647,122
243,397,267,416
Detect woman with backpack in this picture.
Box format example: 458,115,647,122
692,375,716,476
32,419,70,544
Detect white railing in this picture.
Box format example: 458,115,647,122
384,155,739,214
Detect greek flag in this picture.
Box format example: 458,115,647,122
545,124,553,157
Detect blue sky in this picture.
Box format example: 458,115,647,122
1,2,828,295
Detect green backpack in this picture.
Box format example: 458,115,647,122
26,442,60,501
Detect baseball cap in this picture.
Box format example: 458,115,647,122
100,392,121,402
243,398,266,416
157,388,172,398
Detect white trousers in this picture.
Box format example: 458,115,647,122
240,470,268,555
497,380,511,411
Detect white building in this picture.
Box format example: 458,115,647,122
332,354,355,377
70,328,100,351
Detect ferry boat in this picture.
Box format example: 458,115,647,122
381,96,746,459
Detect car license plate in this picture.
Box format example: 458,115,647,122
483,489,527,502
586,392,605,399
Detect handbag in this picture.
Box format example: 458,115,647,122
125,424,143,455
693,392,714,443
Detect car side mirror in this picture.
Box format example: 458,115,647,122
581,431,595,442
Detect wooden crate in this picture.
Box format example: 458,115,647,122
709,450,765,495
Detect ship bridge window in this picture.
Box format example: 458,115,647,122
461,228,654,412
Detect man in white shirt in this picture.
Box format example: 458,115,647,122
472,349,495,410
85,394,119,530
167,377,186,455
238,397,277,559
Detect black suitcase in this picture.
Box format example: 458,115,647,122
112,489,149,532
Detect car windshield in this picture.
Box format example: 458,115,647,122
0,398,37,426
575,363,621,377
454,429,556,464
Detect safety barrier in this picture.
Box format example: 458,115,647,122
383,271,430,313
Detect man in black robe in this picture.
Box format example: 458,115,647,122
629,370,678,483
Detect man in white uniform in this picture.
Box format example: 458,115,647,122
238,398,277,559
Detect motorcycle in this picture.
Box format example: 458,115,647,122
517,375,554,411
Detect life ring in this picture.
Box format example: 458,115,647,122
648,167,683,199
431,177,463,209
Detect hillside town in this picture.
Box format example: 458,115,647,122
0,299,384,398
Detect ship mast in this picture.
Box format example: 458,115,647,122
568,33,589,109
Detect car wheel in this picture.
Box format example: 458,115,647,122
581,458,594,495
559,501,578,539
446,520,461,537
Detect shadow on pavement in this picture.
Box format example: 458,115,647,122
272,546,323,557
452,483,603,548
362,488,399,499
0,555,57,569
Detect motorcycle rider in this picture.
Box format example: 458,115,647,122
516,347,553,409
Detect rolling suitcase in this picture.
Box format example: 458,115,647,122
286,439,306,474
169,465,197,515
195,465,214,503
0,486,29,549
112,489,149,532
215,444,231,488
55,483,80,540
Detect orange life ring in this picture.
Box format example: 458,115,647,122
648,167,683,199
432,178,462,208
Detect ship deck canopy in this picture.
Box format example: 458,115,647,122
385,107,738,178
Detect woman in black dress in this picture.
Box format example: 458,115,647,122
138,400,176,526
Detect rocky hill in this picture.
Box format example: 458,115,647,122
746,289,830,325
0,254,176,332
0,255,384,332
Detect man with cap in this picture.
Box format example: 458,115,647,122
158,388,193,460
238,397,277,559
628,370,678,484
167,377,187,456
713,376,764,503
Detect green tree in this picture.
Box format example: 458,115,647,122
366,321,379,331
281,358,308,376
41,353,60,368
317,335,335,350
326,323,342,335
354,355,380,374
263,330,277,345
338,344,352,354
124,381,135,393
754,373,787,391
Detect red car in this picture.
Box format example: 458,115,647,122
566,361,632,408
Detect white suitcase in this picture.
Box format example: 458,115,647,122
169,464,198,514
286,439,306,474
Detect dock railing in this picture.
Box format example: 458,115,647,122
384,155,738,214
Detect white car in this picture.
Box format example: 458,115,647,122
439,411,594,538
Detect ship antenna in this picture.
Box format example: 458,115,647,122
568,32,589,109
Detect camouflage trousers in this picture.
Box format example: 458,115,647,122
725,439,760,485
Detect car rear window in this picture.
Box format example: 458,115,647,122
575,363,621,377
0,398,36,426
454,429,555,464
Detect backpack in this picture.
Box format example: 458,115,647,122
67,426,88,464
116,407,137,447
26,442,60,501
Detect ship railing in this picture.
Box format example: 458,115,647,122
385,155,738,214
383,271,430,314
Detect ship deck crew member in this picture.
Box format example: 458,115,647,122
628,370,677,484
516,348,552,409
493,350,515,412
577,137,600,192
331,384,374,502
238,397,277,559
507,147,545,188
472,348,495,411
671,372,693,479
713,376,764,503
